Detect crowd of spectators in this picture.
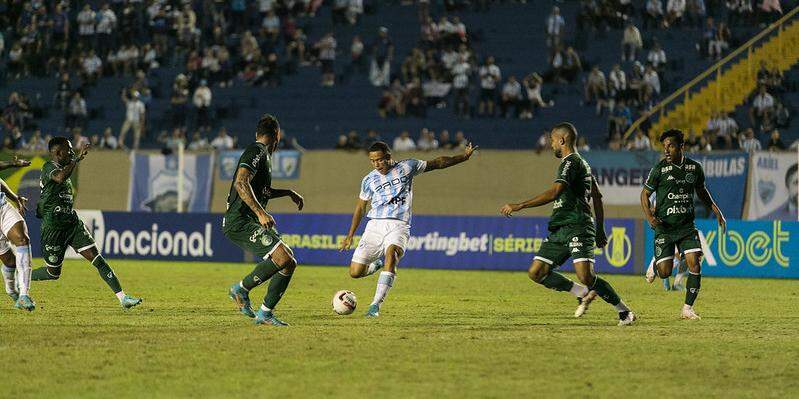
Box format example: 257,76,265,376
335,127,470,152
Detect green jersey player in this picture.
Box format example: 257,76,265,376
225,114,304,326
500,123,635,326
30,137,142,309
641,129,726,320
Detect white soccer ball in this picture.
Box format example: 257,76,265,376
332,290,357,315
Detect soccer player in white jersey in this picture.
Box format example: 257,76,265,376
339,141,477,317
0,156,37,311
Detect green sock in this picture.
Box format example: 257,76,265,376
590,276,622,306
31,266,61,281
685,273,701,306
92,255,123,293
241,258,281,291
263,271,293,310
539,272,575,292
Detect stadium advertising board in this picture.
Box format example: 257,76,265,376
746,151,798,221
691,152,748,219
218,150,302,180
583,151,660,205
275,214,637,274
644,219,798,278
129,152,214,212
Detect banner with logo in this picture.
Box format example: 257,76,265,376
644,219,798,278
583,151,660,205
690,152,748,219
747,151,798,221
128,152,214,212
218,150,302,180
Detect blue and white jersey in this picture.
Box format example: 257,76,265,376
359,159,427,223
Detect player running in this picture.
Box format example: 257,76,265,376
339,141,477,317
500,123,636,326
225,114,304,326
0,156,37,311
30,137,142,309
641,129,726,320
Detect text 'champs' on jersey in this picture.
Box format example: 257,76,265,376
644,156,706,232
360,159,427,223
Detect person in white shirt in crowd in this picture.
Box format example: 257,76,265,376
643,64,661,100
666,0,686,27
315,32,337,86
577,136,591,152
647,42,668,72
453,131,469,149
546,6,565,48
749,85,775,131
417,129,439,151
72,127,90,149
739,128,762,152
645,0,665,29
621,23,643,61
66,92,88,129
347,0,363,25
584,66,607,115
392,130,417,152
96,3,117,57
24,129,47,152
608,64,626,110
188,131,211,151
478,56,501,117
210,127,235,151
100,127,119,150
717,112,739,149
627,130,652,150
193,80,213,133
451,55,471,118
500,75,523,118
521,73,553,120
82,50,103,84
119,90,146,150
77,4,96,48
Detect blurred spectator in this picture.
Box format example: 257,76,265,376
584,66,608,114
608,64,627,108
478,56,501,117
188,131,210,151
193,80,213,133
393,130,417,151
72,127,90,148
452,55,471,118
170,74,190,129
119,90,146,150
562,47,583,83
643,64,661,102
627,130,652,150
77,5,96,49
500,76,523,118
161,128,187,152
546,6,565,48
577,136,591,152
25,129,47,152
96,4,117,58
621,23,643,61
608,132,624,150
8,127,25,150
686,0,707,28
335,134,349,150
2,137,14,150
66,92,88,129
55,73,72,110
364,129,382,149
100,127,119,150
81,50,103,85
417,129,439,151
666,0,686,27
210,128,235,151
647,42,668,73
315,32,337,87
749,86,775,132
766,129,786,151
370,27,394,87
346,130,362,150
691,135,713,152
453,131,469,149
439,130,454,150
739,128,762,152
645,0,665,29
709,22,731,60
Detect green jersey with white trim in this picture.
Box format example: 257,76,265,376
224,142,271,226
644,156,705,233
37,160,79,228
549,152,594,230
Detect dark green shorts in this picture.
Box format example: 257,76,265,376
223,218,286,259
654,228,702,264
534,224,596,268
41,219,96,266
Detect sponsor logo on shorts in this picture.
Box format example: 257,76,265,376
48,255,58,263
250,227,266,243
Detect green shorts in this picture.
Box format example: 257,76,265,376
223,218,287,259
41,219,97,266
534,224,596,268
654,228,702,264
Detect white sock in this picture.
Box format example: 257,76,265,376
683,304,693,311
15,245,32,296
260,304,272,312
1,265,16,295
614,301,631,313
371,271,395,306
115,291,126,301
570,283,588,298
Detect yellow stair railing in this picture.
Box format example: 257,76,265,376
624,6,799,143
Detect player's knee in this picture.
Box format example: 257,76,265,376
13,236,30,247
528,267,546,283
349,268,364,279
577,273,595,287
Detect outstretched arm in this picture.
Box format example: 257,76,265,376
267,188,304,211
500,182,566,217
0,179,26,214
591,178,607,248
424,143,478,172
51,144,90,184
234,167,275,229
697,184,726,233
340,198,369,251
0,155,31,171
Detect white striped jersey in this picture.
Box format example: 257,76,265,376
359,159,427,223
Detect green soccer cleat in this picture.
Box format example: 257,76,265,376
14,295,35,312
365,304,380,318
120,295,142,309
228,283,255,318
254,308,289,326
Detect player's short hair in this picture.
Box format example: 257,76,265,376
552,122,578,146
786,163,798,187
659,129,684,145
368,141,391,155
255,114,280,138
48,136,70,152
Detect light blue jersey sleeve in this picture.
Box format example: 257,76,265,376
405,159,428,177
359,175,373,201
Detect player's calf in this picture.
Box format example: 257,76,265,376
31,264,62,281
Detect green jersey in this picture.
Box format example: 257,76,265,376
549,152,595,230
224,142,271,227
644,156,706,233
37,160,79,227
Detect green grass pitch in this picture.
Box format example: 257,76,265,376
2,260,798,398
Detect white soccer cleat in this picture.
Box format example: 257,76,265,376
680,306,701,320
574,290,597,318
365,258,384,276
645,262,656,284
617,311,637,326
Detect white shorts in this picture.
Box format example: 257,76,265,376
0,201,25,256
352,219,410,265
